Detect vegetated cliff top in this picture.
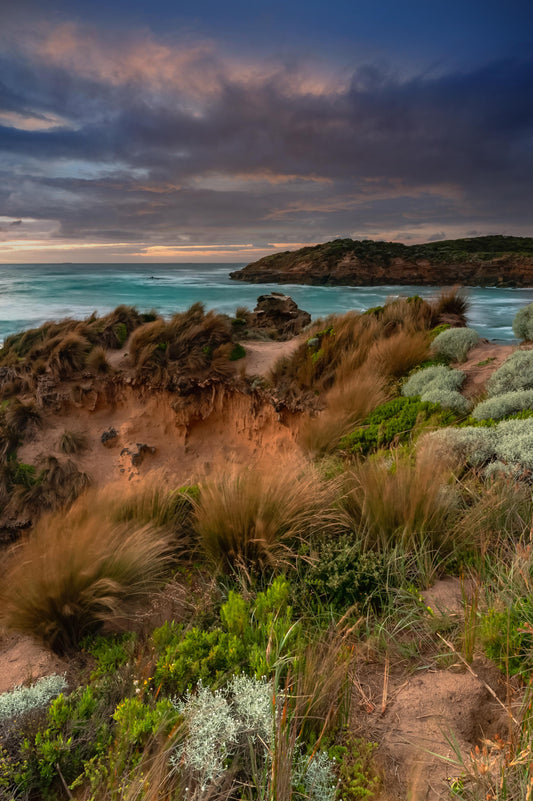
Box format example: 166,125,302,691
230,235,533,287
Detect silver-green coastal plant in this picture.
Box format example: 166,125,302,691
402,365,471,414
487,350,533,397
431,327,480,363
472,389,533,421
171,676,336,800
0,674,67,721
427,417,533,471
513,302,533,341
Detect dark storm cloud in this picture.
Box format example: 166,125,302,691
0,19,532,252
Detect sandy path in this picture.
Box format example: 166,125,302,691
241,338,301,376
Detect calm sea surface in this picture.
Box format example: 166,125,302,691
0,263,532,343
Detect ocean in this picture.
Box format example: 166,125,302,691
1,262,532,343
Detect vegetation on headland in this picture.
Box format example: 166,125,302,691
1,292,533,799
230,234,533,286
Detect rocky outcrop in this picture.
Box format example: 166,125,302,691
247,293,311,339
230,235,533,287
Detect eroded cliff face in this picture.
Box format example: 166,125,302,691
230,236,533,286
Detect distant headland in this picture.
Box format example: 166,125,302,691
230,235,533,287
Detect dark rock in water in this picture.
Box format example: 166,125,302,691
101,427,119,447
249,292,311,339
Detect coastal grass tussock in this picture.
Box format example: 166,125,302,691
86,344,111,374
0,512,172,654
192,467,339,574
58,429,88,454
367,329,431,379
299,366,388,454
129,302,237,384
4,399,43,437
342,449,461,553
432,285,469,326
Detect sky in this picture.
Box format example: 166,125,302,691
0,0,532,262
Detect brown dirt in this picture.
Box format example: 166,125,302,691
353,579,520,801
241,338,300,376
0,632,68,693
458,342,516,400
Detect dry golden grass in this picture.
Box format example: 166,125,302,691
432,285,469,325
300,365,388,454
343,448,461,552
368,329,431,379
193,466,340,574
129,302,236,384
0,506,172,653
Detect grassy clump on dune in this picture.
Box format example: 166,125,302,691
129,301,242,385
1,508,172,654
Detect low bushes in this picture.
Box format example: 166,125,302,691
340,396,457,455
431,326,480,362
472,389,533,421
0,675,67,723
512,301,533,341
402,365,470,414
486,350,533,396
427,417,533,472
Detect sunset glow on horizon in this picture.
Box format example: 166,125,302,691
1,0,532,262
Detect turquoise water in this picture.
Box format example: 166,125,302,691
0,263,532,343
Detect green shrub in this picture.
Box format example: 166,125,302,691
329,735,380,800
481,598,533,675
429,417,533,472
472,389,533,421
296,535,387,614
154,577,296,693
494,418,533,470
229,343,246,361
172,676,336,800
340,397,456,456
83,633,137,679
431,326,480,362
13,685,111,800
512,302,533,341
487,350,533,396
113,322,128,346
429,323,451,339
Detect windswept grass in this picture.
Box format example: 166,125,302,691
192,466,340,574
300,366,388,454
342,449,461,553
367,328,431,379
0,510,172,653
129,302,238,385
